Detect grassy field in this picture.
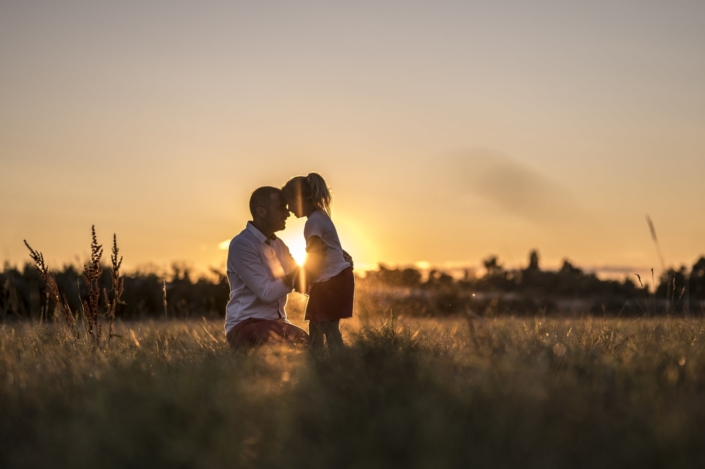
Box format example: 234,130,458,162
2,315,705,468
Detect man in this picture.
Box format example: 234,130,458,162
224,186,309,348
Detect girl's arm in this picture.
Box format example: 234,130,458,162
306,236,328,255
305,235,327,281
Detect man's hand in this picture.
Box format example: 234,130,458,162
283,267,299,288
284,267,308,293
342,249,354,269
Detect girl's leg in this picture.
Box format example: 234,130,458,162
309,321,325,349
323,320,344,349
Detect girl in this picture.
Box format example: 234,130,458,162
282,173,354,349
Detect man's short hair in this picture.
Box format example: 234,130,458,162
249,186,281,218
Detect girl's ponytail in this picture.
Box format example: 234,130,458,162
306,173,332,216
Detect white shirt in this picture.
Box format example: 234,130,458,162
224,222,298,333
304,210,352,283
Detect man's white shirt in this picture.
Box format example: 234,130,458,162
225,222,298,333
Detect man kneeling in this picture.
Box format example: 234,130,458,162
224,187,309,348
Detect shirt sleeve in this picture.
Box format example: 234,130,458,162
304,214,324,240
229,241,292,303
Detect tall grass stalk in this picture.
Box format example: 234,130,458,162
82,225,104,347
163,279,168,320
105,234,124,344
23,226,124,349
23,240,78,338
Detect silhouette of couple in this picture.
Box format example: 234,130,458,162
224,174,354,350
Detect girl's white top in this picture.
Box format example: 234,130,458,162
304,209,351,283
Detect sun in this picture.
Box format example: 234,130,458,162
286,237,307,266
275,219,309,267
291,246,307,267
283,234,307,266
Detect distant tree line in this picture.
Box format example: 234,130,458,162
2,250,704,322
0,263,229,322
361,250,705,317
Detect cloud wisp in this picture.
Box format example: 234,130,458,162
441,149,588,226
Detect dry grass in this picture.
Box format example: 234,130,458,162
23,226,125,349
2,315,705,468
22,240,77,335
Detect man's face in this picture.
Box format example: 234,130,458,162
265,192,290,232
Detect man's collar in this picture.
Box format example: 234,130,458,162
246,222,277,244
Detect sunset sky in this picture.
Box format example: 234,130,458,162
1,1,704,278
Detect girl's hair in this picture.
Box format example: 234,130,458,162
282,173,332,216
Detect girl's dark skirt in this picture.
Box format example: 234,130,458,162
305,267,355,322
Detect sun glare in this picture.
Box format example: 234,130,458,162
292,248,307,266
280,234,308,266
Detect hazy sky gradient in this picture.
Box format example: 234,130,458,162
1,0,704,275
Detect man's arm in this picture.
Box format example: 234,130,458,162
230,242,292,303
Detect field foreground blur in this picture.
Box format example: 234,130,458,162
2,317,705,468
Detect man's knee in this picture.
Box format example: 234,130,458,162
226,319,270,349
279,322,310,345
226,329,250,349
228,320,309,348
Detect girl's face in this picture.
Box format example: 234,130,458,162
285,195,305,218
